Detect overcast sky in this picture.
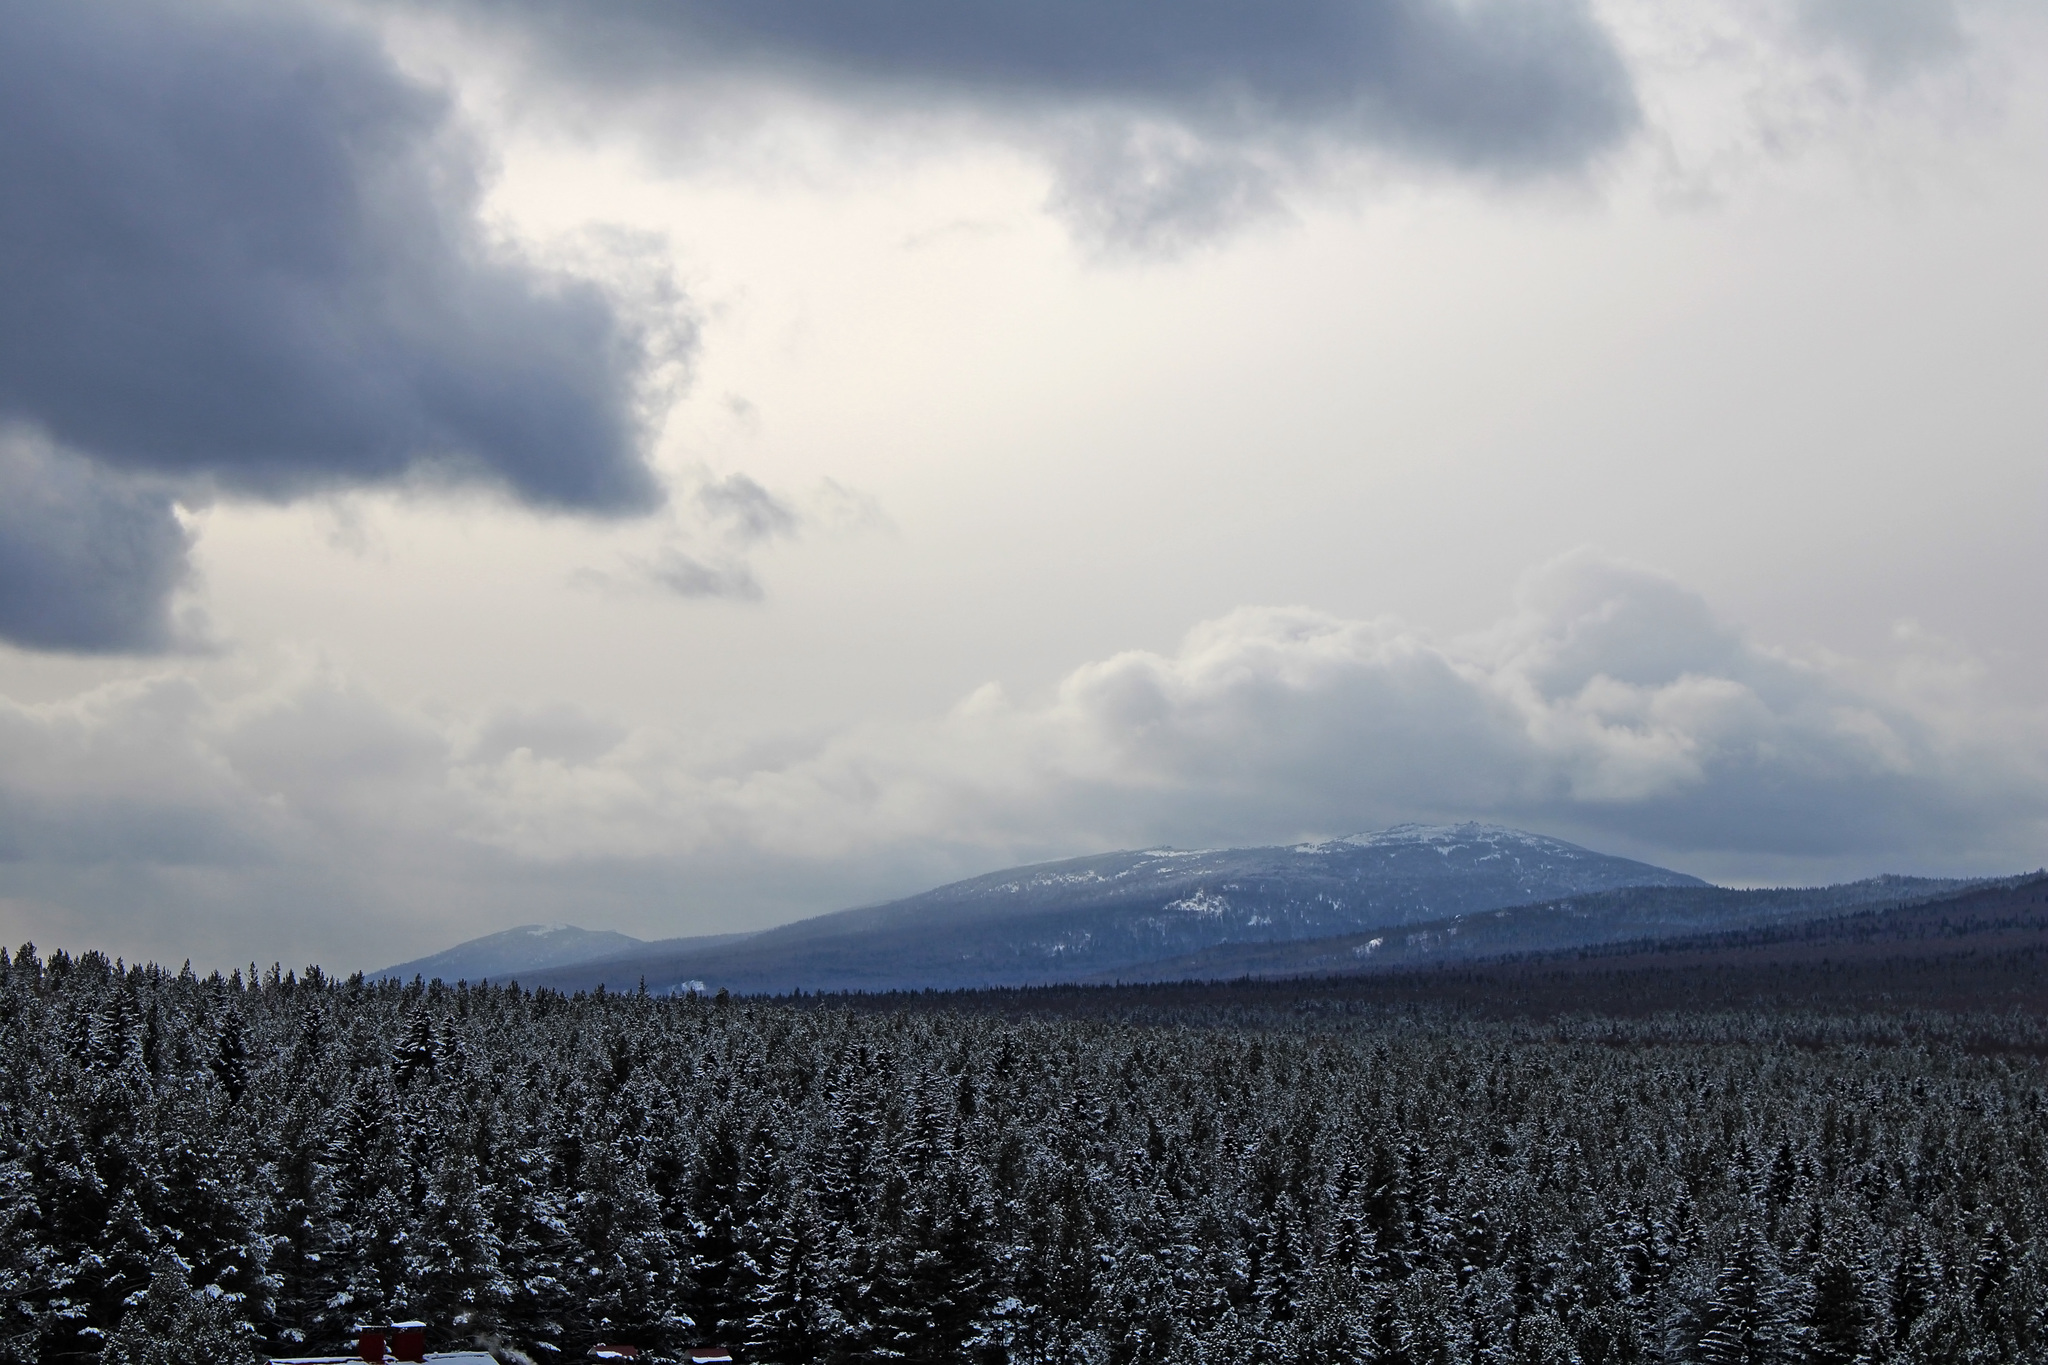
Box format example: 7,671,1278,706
1,0,2043,972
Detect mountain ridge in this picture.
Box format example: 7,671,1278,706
383,827,2023,998
509,822,1708,994
371,923,753,984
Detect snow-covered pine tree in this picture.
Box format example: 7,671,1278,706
99,1256,261,1365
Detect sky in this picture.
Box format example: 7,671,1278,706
1,0,2043,973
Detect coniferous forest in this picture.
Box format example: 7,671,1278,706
5,945,2048,1364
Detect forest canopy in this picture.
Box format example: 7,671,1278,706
2,947,2044,1364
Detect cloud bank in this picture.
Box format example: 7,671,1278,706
428,0,1639,249
4,553,2039,968
468,0,1636,162
0,0,680,651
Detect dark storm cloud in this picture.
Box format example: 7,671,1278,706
527,0,1633,163
0,0,669,514
0,436,190,654
437,0,1639,247
0,0,682,651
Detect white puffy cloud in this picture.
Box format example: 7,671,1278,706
1,551,2040,969
879,550,2043,863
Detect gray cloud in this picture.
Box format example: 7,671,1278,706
641,552,766,602
429,0,1639,247
1799,0,1967,81
0,674,280,867
573,473,807,601
465,704,629,768
0,0,680,650
697,474,801,544
1048,124,1288,255
0,434,191,653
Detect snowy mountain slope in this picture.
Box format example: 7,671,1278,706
520,823,1708,994
1091,874,1992,982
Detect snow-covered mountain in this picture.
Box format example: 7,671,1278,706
516,823,1707,994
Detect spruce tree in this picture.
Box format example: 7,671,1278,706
100,1257,260,1365
1804,1255,1871,1365
1689,1224,1799,1365
410,1117,512,1342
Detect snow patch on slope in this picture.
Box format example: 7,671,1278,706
1166,889,1232,919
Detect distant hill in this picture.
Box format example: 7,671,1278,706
374,922,765,984
373,923,649,982
516,822,1708,994
373,924,754,983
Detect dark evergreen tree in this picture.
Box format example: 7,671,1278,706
743,1187,844,1365
210,1012,249,1107
261,1079,341,1349
572,1109,689,1353
1804,1254,1871,1365
410,1117,512,1341
1685,1224,1800,1365
100,1257,260,1365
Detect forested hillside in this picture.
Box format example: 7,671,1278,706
1096,875,1994,983
4,945,2047,1364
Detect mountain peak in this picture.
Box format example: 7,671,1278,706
1284,822,1585,855
1345,821,1576,849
